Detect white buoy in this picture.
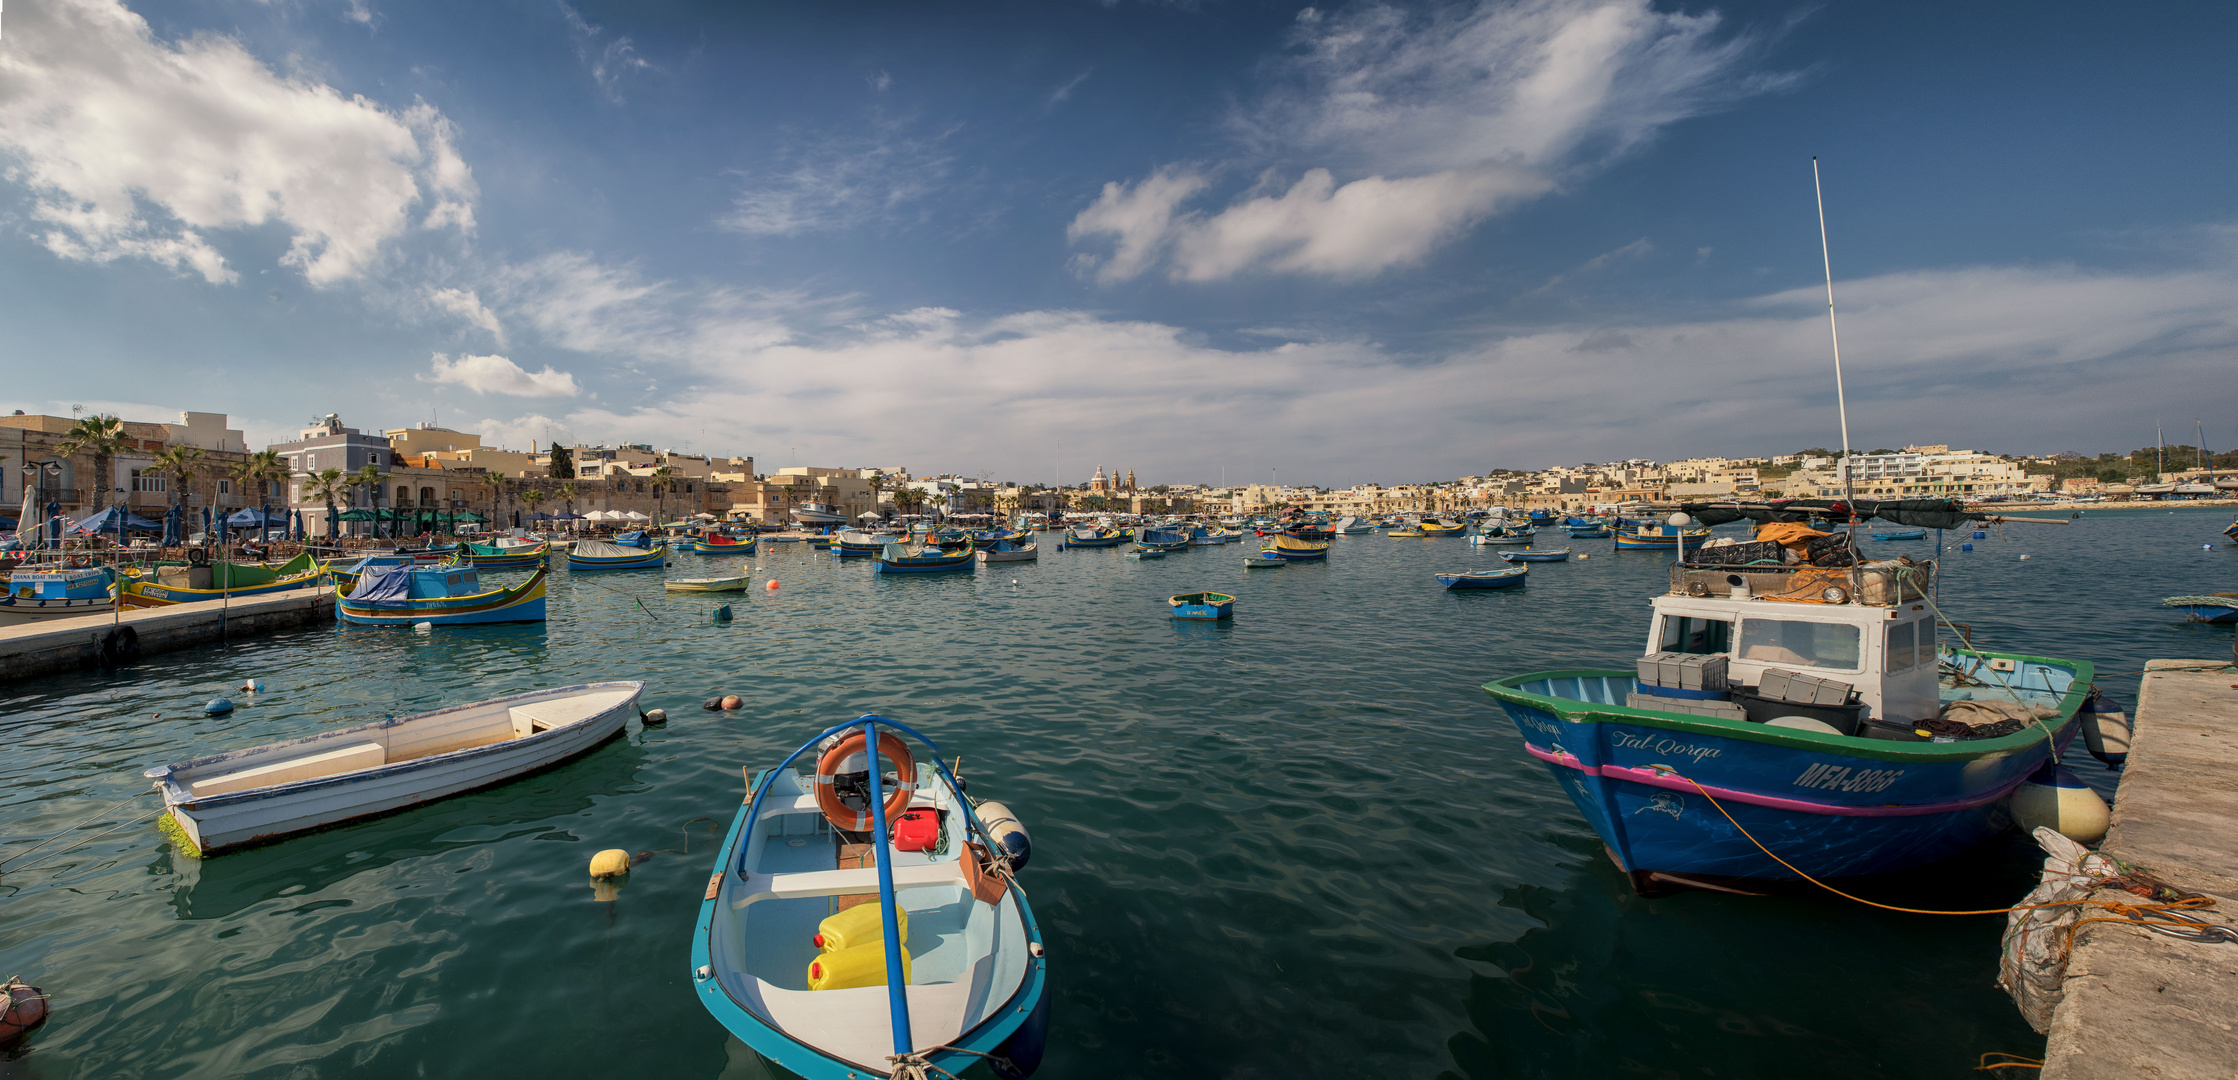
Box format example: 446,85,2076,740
2010,763,2109,844
2018,554,2030,561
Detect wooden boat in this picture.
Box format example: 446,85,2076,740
1135,529,1190,552
1868,529,1927,542
1124,549,1165,560
325,554,415,595
1063,526,1125,548
1436,566,1528,590
692,533,758,556
1613,523,1713,550
1482,556,2100,893
393,542,458,563
1567,524,1612,539
1243,556,1286,568
1264,535,1328,561
118,553,325,609
568,539,668,571
975,541,1038,563
873,542,974,574
2161,593,2238,623
614,530,654,549
692,715,1050,1079
1471,532,1534,546
455,541,551,569
1387,528,1426,538
1499,548,1572,563
830,530,898,558
1418,521,1467,537
1188,526,1225,547
1168,591,1236,620
0,567,116,624
1284,524,1335,541
668,576,752,592
338,564,548,626
146,682,642,856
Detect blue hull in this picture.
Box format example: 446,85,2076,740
567,550,667,571
873,558,973,573
337,596,549,626
1437,570,1525,589
1483,665,2089,882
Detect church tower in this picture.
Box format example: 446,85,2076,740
1125,468,1136,492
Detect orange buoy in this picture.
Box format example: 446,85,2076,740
721,695,743,710
813,731,916,831
0,977,49,1047
765,579,779,591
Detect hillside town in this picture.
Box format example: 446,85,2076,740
6,407,2232,537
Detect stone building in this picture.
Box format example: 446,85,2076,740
2,409,253,523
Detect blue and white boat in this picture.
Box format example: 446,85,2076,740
1499,548,1572,562
691,715,1049,1079
1062,526,1125,548
1435,566,1527,590
1135,528,1190,553
567,539,668,571
337,565,548,626
0,566,115,624
2161,593,2238,623
1482,555,2095,894
1168,591,1236,620
872,542,974,574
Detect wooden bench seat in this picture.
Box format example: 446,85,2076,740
188,741,386,797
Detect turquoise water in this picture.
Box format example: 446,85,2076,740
1,509,2230,1079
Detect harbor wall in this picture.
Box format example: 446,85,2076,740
2040,659,2238,1079
0,589,335,683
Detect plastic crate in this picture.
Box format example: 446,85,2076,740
1626,692,1748,722
1757,667,1856,706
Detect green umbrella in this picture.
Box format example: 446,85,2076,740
335,509,377,521
452,511,490,523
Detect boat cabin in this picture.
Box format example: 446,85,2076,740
1646,561,1940,728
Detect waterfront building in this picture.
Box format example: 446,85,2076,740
3,409,252,522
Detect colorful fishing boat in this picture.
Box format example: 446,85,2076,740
324,554,414,595
1567,524,1612,539
872,542,974,574
455,541,551,569
568,540,668,571
1435,566,1527,590
1387,528,1426,538
1168,591,1236,620
1470,530,1534,546
614,530,654,549
693,533,759,556
975,541,1038,563
146,682,642,856
337,565,548,626
1135,528,1190,553
0,566,116,624
1418,520,1467,537
1188,526,1225,547
1264,535,1329,561
1063,526,1125,548
1481,552,2097,894
1613,522,1713,550
1285,524,1335,541
691,714,1049,1079
118,554,324,609
829,530,897,558
2161,593,2238,623
1499,548,1572,563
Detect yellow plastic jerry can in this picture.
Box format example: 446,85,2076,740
807,941,912,991
812,902,909,953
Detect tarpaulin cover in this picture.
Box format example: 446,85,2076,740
347,564,413,601
1677,498,1982,530
572,540,646,558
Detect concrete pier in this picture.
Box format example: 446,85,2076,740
0,587,335,683
2042,660,2238,1079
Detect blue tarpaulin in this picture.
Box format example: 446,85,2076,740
347,564,413,601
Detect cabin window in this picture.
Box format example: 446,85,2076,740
1658,615,1731,654
447,574,462,587
1739,619,1861,671
1886,620,1917,671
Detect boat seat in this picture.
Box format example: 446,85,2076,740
734,859,970,909
508,687,635,738
188,741,386,798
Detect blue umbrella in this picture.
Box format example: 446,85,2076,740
259,502,271,546
46,500,59,548
292,509,304,542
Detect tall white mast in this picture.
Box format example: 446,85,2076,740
1813,158,1857,517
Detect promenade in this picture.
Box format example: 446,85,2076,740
0,587,334,682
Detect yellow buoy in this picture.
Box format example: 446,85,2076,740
589,849,632,878
2009,764,2109,844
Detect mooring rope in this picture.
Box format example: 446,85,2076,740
0,788,157,870
0,807,168,878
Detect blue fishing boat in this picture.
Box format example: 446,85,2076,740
830,530,897,558
1482,554,2096,894
692,533,758,556
1135,528,1190,553
1123,548,1165,560
613,530,654,549
1499,548,1572,562
691,715,1049,1079
1567,524,1612,539
1435,566,1527,590
2161,593,2238,623
1527,509,1554,524
1868,528,1927,541
1168,591,1236,620
455,541,551,569
1613,522,1713,550
1063,526,1125,548
873,542,974,574
567,540,668,571
337,565,548,626
0,566,116,624
1264,534,1328,561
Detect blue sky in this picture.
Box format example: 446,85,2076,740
1,0,2232,485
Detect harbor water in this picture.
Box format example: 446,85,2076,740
2,509,2229,1078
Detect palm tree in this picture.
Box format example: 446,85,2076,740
56,414,128,515
558,480,577,520
649,466,676,525
150,444,205,540
303,468,348,542
350,463,384,540
232,449,289,543
521,488,546,523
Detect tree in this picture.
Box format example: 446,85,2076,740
547,445,574,480
351,463,384,539
304,468,348,541
649,466,676,525
56,414,128,513
150,444,205,536
231,449,289,543
559,480,578,519
521,488,546,522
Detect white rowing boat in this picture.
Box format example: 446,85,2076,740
667,575,751,592
145,682,644,855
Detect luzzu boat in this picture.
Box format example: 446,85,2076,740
568,539,668,571
1264,534,1328,560
454,541,551,569
0,566,116,624
1135,528,1190,553
119,554,323,609
872,542,974,574
1417,520,1467,537
338,565,548,626
1613,522,1714,550
692,715,1048,1079
1063,526,1125,548
1482,544,2095,895
830,530,897,558
693,533,758,556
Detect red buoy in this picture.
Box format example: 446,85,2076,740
1,977,49,1046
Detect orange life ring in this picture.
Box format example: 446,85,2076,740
813,731,917,832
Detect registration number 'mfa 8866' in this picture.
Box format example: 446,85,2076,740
1793,763,1905,793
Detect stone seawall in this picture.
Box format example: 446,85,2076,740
0,589,335,683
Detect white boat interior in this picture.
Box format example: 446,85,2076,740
710,768,1031,1073
155,684,642,801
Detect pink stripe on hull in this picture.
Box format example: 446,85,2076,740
1521,743,2021,818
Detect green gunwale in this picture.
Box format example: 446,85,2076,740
1480,650,2094,765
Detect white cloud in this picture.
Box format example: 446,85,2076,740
426,287,506,344
721,126,957,236
1072,0,1788,282
1066,167,1209,283
0,0,477,284
422,353,582,397
560,4,655,101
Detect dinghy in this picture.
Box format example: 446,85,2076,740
1243,555,1286,568
691,715,1049,1079
146,682,643,855
668,576,752,592
1499,548,1571,563
975,541,1038,563
1168,592,1236,620
1435,566,1527,590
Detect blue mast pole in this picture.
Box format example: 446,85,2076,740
859,717,914,1056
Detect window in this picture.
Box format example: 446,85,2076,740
1739,619,1861,671
1886,621,1917,671
131,470,166,493
306,452,317,471
217,479,233,495
419,487,436,506
370,453,381,466
1658,615,1731,654
397,486,410,505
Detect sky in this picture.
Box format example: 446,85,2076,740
0,0,2233,487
